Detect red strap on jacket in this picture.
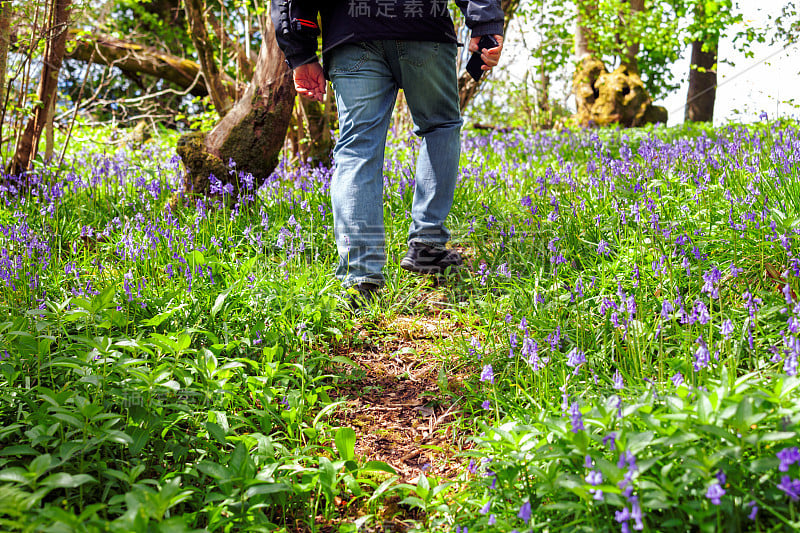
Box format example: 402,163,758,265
295,18,318,29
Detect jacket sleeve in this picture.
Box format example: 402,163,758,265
454,0,505,38
270,0,320,69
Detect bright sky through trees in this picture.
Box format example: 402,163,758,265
502,0,799,125
661,0,800,125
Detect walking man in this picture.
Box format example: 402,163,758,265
271,1,504,305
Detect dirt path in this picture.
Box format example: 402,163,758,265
330,314,475,484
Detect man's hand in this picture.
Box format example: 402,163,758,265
468,34,504,71
293,61,326,102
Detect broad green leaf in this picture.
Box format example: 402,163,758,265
335,427,357,462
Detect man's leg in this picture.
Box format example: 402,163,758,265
392,41,463,249
328,42,398,288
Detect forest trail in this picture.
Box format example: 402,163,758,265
330,311,476,485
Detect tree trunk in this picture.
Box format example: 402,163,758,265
176,14,294,196
44,97,55,161
621,0,644,73
458,0,520,112
11,0,71,174
65,31,226,97
0,0,12,156
184,0,236,116
574,0,595,60
538,64,550,126
685,34,718,122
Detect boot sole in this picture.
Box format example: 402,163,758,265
400,258,461,274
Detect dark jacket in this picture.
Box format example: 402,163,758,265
271,1,504,70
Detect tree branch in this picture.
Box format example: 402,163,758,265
65,29,238,97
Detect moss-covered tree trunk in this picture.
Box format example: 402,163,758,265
572,0,666,128
176,14,294,196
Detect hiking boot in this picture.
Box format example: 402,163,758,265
400,241,463,274
345,282,380,311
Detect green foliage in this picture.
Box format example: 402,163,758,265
3,118,800,531
454,375,800,531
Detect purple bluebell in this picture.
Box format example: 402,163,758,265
746,501,758,520
777,447,800,472
480,364,494,384
694,337,710,371
719,319,734,339
706,483,725,505
566,347,586,375
613,369,624,390
629,495,644,530
778,476,800,501
517,500,531,523
569,402,584,433
615,507,631,532
660,299,674,319
701,267,722,299
586,470,603,486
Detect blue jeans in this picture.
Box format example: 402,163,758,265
328,40,462,288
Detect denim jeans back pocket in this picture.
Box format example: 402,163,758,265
329,43,369,74
398,41,440,68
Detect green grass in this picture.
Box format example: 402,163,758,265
1,118,799,532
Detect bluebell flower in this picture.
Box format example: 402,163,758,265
517,500,531,523
694,337,710,371
569,402,584,433
630,495,644,530
660,299,674,319
778,476,800,501
746,501,758,520
719,319,734,339
480,364,494,384
615,507,630,529
613,369,624,390
778,447,800,472
566,347,586,375
706,483,725,505
586,470,603,486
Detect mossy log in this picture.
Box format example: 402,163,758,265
573,56,667,128
176,16,294,197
